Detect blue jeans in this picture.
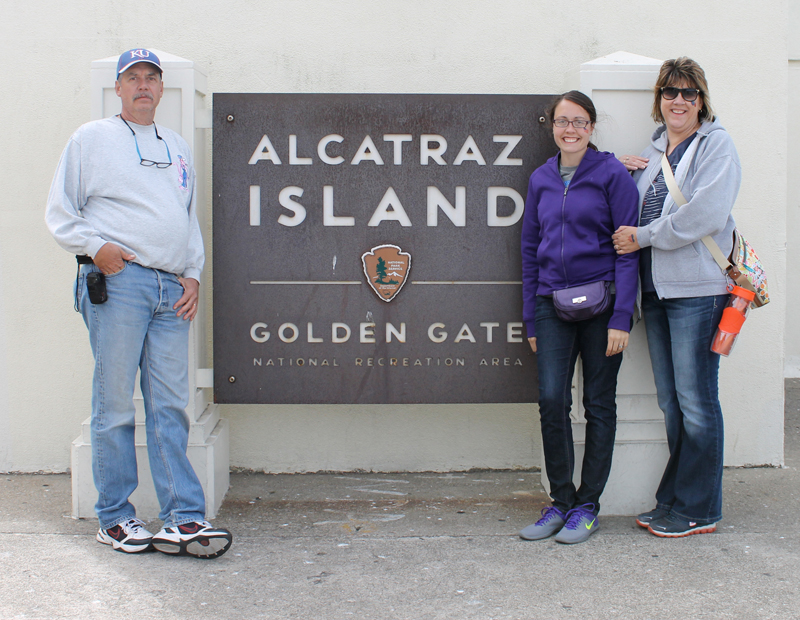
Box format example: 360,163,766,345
642,293,727,525
79,262,206,529
535,296,623,514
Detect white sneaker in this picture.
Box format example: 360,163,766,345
96,518,154,553
152,520,233,559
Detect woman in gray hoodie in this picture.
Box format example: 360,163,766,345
613,57,741,538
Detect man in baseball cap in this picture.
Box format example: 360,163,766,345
45,48,233,559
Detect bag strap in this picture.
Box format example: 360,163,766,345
660,152,732,271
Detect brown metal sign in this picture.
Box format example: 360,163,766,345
212,93,554,404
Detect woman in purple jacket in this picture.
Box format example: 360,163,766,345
519,91,639,544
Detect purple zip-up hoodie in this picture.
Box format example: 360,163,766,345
521,148,640,339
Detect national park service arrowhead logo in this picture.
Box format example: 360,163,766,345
361,244,411,302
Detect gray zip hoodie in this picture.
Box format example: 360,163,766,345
633,119,741,299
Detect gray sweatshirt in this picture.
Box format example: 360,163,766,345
46,116,204,281
633,119,741,299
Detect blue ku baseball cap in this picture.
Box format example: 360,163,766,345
116,48,162,78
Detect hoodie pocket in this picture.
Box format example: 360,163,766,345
654,243,701,284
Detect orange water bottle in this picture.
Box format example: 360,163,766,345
710,286,756,356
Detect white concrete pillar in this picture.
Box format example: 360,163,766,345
72,50,229,520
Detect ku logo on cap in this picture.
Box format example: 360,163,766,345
116,48,161,77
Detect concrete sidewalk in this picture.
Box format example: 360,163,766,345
2,381,799,620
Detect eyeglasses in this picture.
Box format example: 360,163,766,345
553,118,591,129
119,116,172,168
660,87,700,102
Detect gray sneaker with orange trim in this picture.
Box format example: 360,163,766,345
647,514,716,537
635,507,669,528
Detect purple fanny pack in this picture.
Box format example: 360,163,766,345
552,281,612,322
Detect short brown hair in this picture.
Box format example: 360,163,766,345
652,57,715,124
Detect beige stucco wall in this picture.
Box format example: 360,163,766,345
786,2,800,378
0,0,788,472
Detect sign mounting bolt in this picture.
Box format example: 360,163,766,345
227,114,235,122
228,375,236,383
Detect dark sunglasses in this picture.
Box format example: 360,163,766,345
660,87,700,102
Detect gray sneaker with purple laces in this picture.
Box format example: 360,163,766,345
519,506,567,540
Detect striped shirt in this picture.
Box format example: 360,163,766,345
640,133,697,292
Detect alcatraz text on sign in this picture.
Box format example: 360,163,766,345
248,133,524,167
247,133,527,228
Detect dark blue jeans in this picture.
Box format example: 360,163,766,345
535,296,623,514
642,293,727,525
